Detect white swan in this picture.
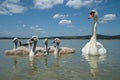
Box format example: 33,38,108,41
5,38,31,55
82,10,107,56
53,38,75,55
29,36,49,57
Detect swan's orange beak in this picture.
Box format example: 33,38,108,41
88,13,94,19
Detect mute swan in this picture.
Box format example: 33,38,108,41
35,38,54,55
27,39,33,50
29,36,49,57
35,38,50,56
5,38,31,55
82,10,106,55
52,38,75,55
13,38,18,49
44,38,55,53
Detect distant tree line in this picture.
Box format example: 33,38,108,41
0,34,120,40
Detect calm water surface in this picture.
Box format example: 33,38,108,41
0,39,120,80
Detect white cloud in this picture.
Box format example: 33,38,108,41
7,0,20,3
66,0,83,9
30,26,48,34
100,14,116,23
30,26,43,31
0,0,25,15
34,0,64,9
66,0,102,9
59,19,72,25
53,14,68,19
22,24,27,27
0,30,24,35
53,14,72,25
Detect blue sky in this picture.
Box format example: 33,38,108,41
0,0,120,37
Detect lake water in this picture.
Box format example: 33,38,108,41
0,39,120,80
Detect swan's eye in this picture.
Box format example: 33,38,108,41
89,12,95,17
90,12,95,15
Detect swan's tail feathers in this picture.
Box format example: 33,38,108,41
97,42,107,55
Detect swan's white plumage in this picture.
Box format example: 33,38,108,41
82,10,106,56
82,41,106,55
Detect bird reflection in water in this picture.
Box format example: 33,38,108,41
54,54,60,67
12,56,19,74
29,57,38,73
13,56,18,69
29,55,48,73
43,56,48,67
82,53,106,80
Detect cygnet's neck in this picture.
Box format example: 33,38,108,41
54,44,59,55
29,40,37,57
13,42,17,49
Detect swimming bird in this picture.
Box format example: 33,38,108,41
35,38,50,56
13,38,18,49
82,10,106,56
29,36,49,57
27,39,33,50
5,38,31,55
52,38,75,55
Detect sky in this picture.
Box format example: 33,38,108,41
0,0,120,38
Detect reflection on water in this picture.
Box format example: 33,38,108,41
12,56,19,74
29,55,49,73
1,39,120,80
29,57,38,73
13,56,18,69
54,54,60,67
82,53,106,80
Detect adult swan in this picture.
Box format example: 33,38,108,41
82,10,106,56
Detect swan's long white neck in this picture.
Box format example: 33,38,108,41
92,17,98,39
89,17,98,54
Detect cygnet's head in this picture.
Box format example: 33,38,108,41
31,35,38,42
44,38,48,45
13,37,18,43
44,38,48,43
53,38,60,46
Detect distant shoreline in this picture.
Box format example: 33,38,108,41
0,34,120,40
